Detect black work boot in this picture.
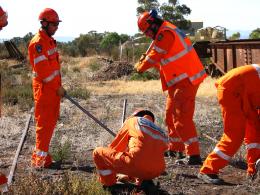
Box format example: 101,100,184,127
176,152,185,159
197,173,224,184
139,180,158,195
164,150,176,157
175,155,202,165
248,158,260,181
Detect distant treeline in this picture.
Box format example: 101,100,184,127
1,31,151,61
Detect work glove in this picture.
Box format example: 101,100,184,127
134,62,140,70
139,53,146,62
57,86,66,97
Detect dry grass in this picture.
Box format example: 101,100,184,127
197,77,217,97
85,77,217,97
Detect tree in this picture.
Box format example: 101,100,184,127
137,0,159,14
137,0,191,30
160,1,191,29
249,28,260,39
229,32,240,40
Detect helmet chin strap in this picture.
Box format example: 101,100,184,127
41,21,52,37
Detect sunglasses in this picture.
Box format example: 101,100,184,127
49,22,59,27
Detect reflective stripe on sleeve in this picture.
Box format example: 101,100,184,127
213,147,231,161
98,169,113,176
42,70,60,83
47,47,58,56
36,151,48,157
136,124,168,143
34,55,47,65
161,46,193,66
169,137,183,143
145,56,156,64
252,64,260,78
153,45,167,54
246,143,260,150
184,137,198,146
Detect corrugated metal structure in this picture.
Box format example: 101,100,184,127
194,39,260,76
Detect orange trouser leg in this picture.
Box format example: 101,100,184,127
168,80,200,156
34,86,60,152
244,120,260,175
93,147,161,186
165,96,185,152
200,89,246,174
0,173,7,185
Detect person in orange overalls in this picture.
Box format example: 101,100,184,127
135,10,207,164
93,109,168,189
198,64,260,184
28,8,65,168
0,6,8,191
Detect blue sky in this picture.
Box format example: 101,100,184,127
0,0,259,40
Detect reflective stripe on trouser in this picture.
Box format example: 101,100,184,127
245,121,260,175
165,97,185,152
167,79,200,155
93,147,163,186
34,84,60,152
200,89,246,174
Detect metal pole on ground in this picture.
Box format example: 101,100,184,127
64,94,116,137
7,108,34,189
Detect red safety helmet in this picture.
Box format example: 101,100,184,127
38,8,61,23
132,109,155,122
137,11,151,33
0,7,8,28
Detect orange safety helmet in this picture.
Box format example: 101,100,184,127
137,11,151,33
38,8,61,23
132,109,155,122
0,6,8,28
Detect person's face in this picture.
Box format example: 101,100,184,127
47,22,59,36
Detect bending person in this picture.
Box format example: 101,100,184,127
198,64,260,184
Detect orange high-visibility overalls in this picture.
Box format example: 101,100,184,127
28,29,61,167
0,172,7,186
200,64,260,176
93,116,168,186
136,21,207,156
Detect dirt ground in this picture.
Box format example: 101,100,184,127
0,57,260,194
1,91,260,195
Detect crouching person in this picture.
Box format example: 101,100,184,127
93,109,168,190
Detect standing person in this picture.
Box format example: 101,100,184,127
198,64,260,184
93,109,168,192
28,8,65,168
0,6,8,191
135,10,207,164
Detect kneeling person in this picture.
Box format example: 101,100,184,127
93,109,168,187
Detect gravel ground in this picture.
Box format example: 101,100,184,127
1,92,260,194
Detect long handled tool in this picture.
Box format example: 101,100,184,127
64,93,116,137
121,99,127,126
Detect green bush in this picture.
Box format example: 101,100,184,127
51,139,72,162
89,61,102,72
2,83,33,110
130,71,159,81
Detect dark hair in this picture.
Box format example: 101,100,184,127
134,110,155,121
